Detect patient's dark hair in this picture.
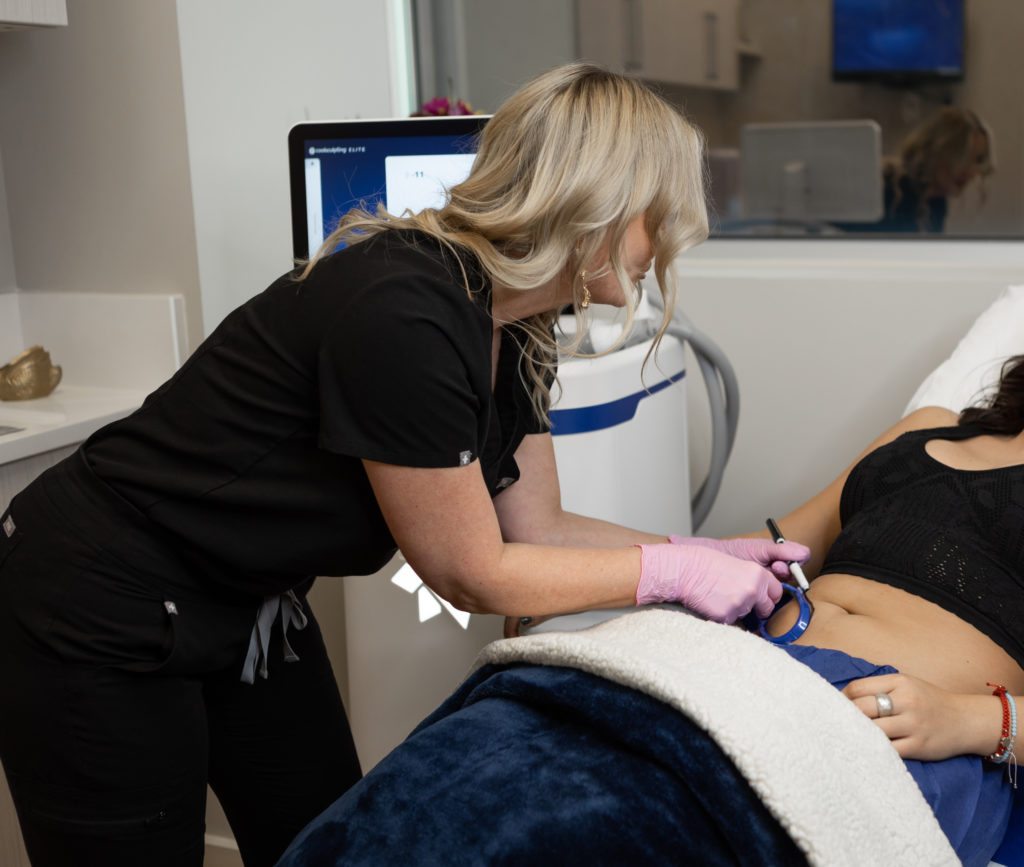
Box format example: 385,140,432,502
959,355,1024,434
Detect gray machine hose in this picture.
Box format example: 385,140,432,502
641,294,740,531
665,312,740,531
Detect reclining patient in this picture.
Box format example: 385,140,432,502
277,356,1024,867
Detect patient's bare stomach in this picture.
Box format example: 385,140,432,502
766,572,1024,696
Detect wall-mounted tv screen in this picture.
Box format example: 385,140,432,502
832,0,964,82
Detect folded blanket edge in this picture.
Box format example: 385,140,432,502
474,608,958,867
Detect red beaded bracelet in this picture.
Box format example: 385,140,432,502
986,682,1016,764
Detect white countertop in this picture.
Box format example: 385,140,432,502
0,385,147,465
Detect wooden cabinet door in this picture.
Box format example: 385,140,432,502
577,0,739,90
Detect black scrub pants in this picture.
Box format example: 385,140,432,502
0,454,362,867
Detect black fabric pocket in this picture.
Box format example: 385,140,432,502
92,591,251,677
0,502,179,673
37,560,178,673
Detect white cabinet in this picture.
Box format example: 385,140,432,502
0,0,67,29
578,0,740,90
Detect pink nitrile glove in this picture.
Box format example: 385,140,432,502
668,535,810,581
635,543,784,623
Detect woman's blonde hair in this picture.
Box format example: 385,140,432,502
901,107,993,184
303,62,709,421
887,107,994,225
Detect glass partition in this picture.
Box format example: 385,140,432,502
410,0,1021,239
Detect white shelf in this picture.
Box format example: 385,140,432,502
0,0,67,29
0,385,146,465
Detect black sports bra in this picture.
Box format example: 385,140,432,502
819,425,1024,669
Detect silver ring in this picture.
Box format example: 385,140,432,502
875,693,894,717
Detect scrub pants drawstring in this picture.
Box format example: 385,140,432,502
241,590,309,684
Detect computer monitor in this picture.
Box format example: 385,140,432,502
287,115,490,260
739,120,883,226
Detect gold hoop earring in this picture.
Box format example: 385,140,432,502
579,270,592,309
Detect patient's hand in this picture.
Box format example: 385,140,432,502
842,673,1003,762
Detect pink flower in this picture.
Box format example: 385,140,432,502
420,96,451,116
412,97,477,117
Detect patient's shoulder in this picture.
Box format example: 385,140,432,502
862,407,959,457
901,406,960,431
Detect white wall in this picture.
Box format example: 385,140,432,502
0,1,402,352
0,294,18,358
0,151,15,295
679,239,1024,539
175,0,398,335
0,0,203,339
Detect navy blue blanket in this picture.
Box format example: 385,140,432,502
277,664,807,866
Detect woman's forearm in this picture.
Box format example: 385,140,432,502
515,508,669,548
431,541,644,615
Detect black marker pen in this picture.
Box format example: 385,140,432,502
766,517,810,591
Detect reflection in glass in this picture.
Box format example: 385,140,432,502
410,0,1018,239
837,107,993,235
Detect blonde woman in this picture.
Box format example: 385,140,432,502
882,106,993,233
0,63,804,867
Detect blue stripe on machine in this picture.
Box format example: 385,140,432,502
549,369,685,436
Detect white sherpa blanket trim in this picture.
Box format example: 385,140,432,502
473,608,958,867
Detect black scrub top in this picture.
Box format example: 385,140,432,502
82,230,548,595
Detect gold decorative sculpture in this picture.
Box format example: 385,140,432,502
0,345,62,401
